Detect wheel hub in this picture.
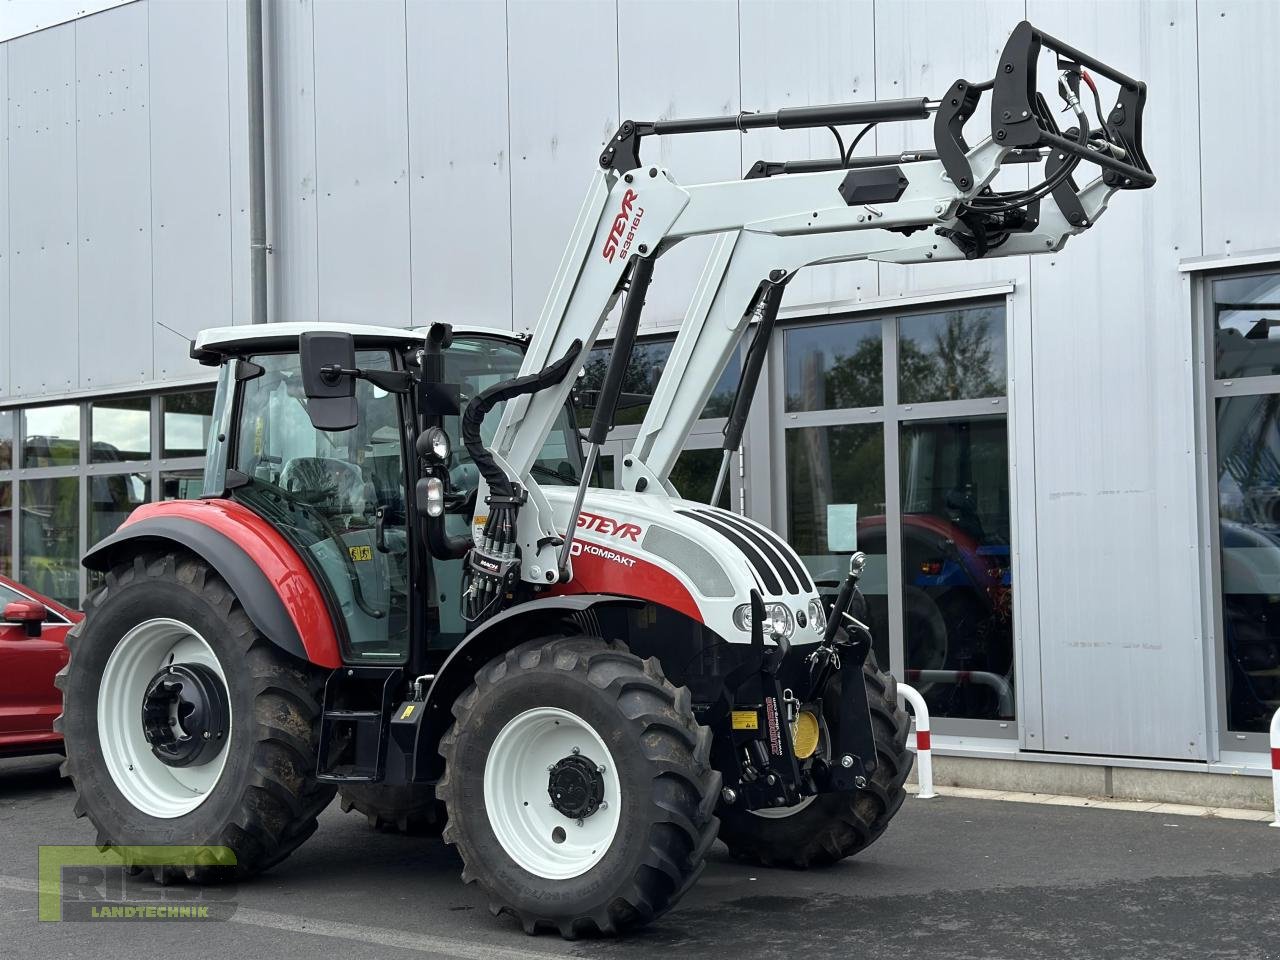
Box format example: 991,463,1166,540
140,663,230,768
547,754,605,820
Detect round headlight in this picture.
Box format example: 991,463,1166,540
767,602,795,639
732,603,754,632
419,426,451,464
807,598,827,632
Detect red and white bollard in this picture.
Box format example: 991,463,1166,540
1270,706,1279,828
897,682,935,800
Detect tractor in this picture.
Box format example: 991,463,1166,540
58,21,1152,937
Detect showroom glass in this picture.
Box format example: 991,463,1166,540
1212,271,1280,380
1215,393,1280,733
91,396,150,463
0,409,12,470
577,336,742,427
19,477,79,607
900,416,1013,721
0,482,12,578
21,405,80,467
784,318,882,412
87,472,153,591
785,423,890,667
670,448,731,508
163,390,216,458
898,305,1006,404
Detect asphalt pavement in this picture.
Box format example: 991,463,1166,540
1,752,1277,960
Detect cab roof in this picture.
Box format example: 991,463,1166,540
190,322,526,364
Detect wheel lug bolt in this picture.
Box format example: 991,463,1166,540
571,746,580,755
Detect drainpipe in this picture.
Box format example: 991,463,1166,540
246,0,269,323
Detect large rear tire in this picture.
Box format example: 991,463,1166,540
338,783,446,836
56,551,336,882
716,652,912,868
438,636,720,938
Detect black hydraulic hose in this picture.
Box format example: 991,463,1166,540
723,280,785,454
588,256,655,446
460,339,584,500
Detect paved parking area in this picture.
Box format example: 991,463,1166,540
1,753,1277,960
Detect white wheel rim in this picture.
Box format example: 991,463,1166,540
97,618,231,819
483,707,620,880
750,710,829,820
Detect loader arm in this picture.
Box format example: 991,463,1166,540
472,19,1152,595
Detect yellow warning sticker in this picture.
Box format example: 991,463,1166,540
731,711,759,731
400,704,416,720
348,545,373,562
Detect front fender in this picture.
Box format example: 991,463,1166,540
82,499,342,668
415,595,643,781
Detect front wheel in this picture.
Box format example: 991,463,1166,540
438,636,720,938
56,551,336,881
717,652,912,868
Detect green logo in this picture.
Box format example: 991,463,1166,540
38,845,237,922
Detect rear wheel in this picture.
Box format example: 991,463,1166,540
338,783,446,836
56,551,336,881
716,652,911,868
438,636,720,938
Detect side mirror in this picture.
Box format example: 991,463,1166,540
3,600,46,638
299,332,359,432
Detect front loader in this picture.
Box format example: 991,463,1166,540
59,22,1152,937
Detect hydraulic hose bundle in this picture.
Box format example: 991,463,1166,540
459,339,582,626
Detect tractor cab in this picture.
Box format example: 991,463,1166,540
190,321,585,666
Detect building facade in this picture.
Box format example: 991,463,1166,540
1,0,1277,792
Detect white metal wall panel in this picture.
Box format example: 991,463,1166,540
75,3,153,390
738,0,879,308
7,27,78,394
1027,0,1205,759
148,0,234,379
617,0,741,330
1197,1,1280,256
0,44,8,400
226,0,251,326
312,0,411,327
267,0,320,326
406,0,512,330
507,0,618,334
873,0,1028,298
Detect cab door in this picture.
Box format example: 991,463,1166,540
231,351,412,663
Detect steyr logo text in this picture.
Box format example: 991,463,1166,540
602,189,644,262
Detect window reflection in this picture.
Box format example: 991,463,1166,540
1216,393,1280,732
22,405,80,468
163,390,215,458
1213,271,1280,380
900,417,1013,720
670,448,731,508
161,469,204,501
92,396,150,463
898,306,1006,404
785,423,890,666
784,319,882,412
0,483,12,579
0,410,12,470
19,477,79,608
577,337,741,427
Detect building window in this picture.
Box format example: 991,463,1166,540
163,390,216,459
577,335,741,427
1206,266,1280,735
1,386,213,606
778,301,1013,724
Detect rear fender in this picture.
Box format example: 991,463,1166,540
82,499,343,668
414,595,642,781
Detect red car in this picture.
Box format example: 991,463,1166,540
0,574,82,757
